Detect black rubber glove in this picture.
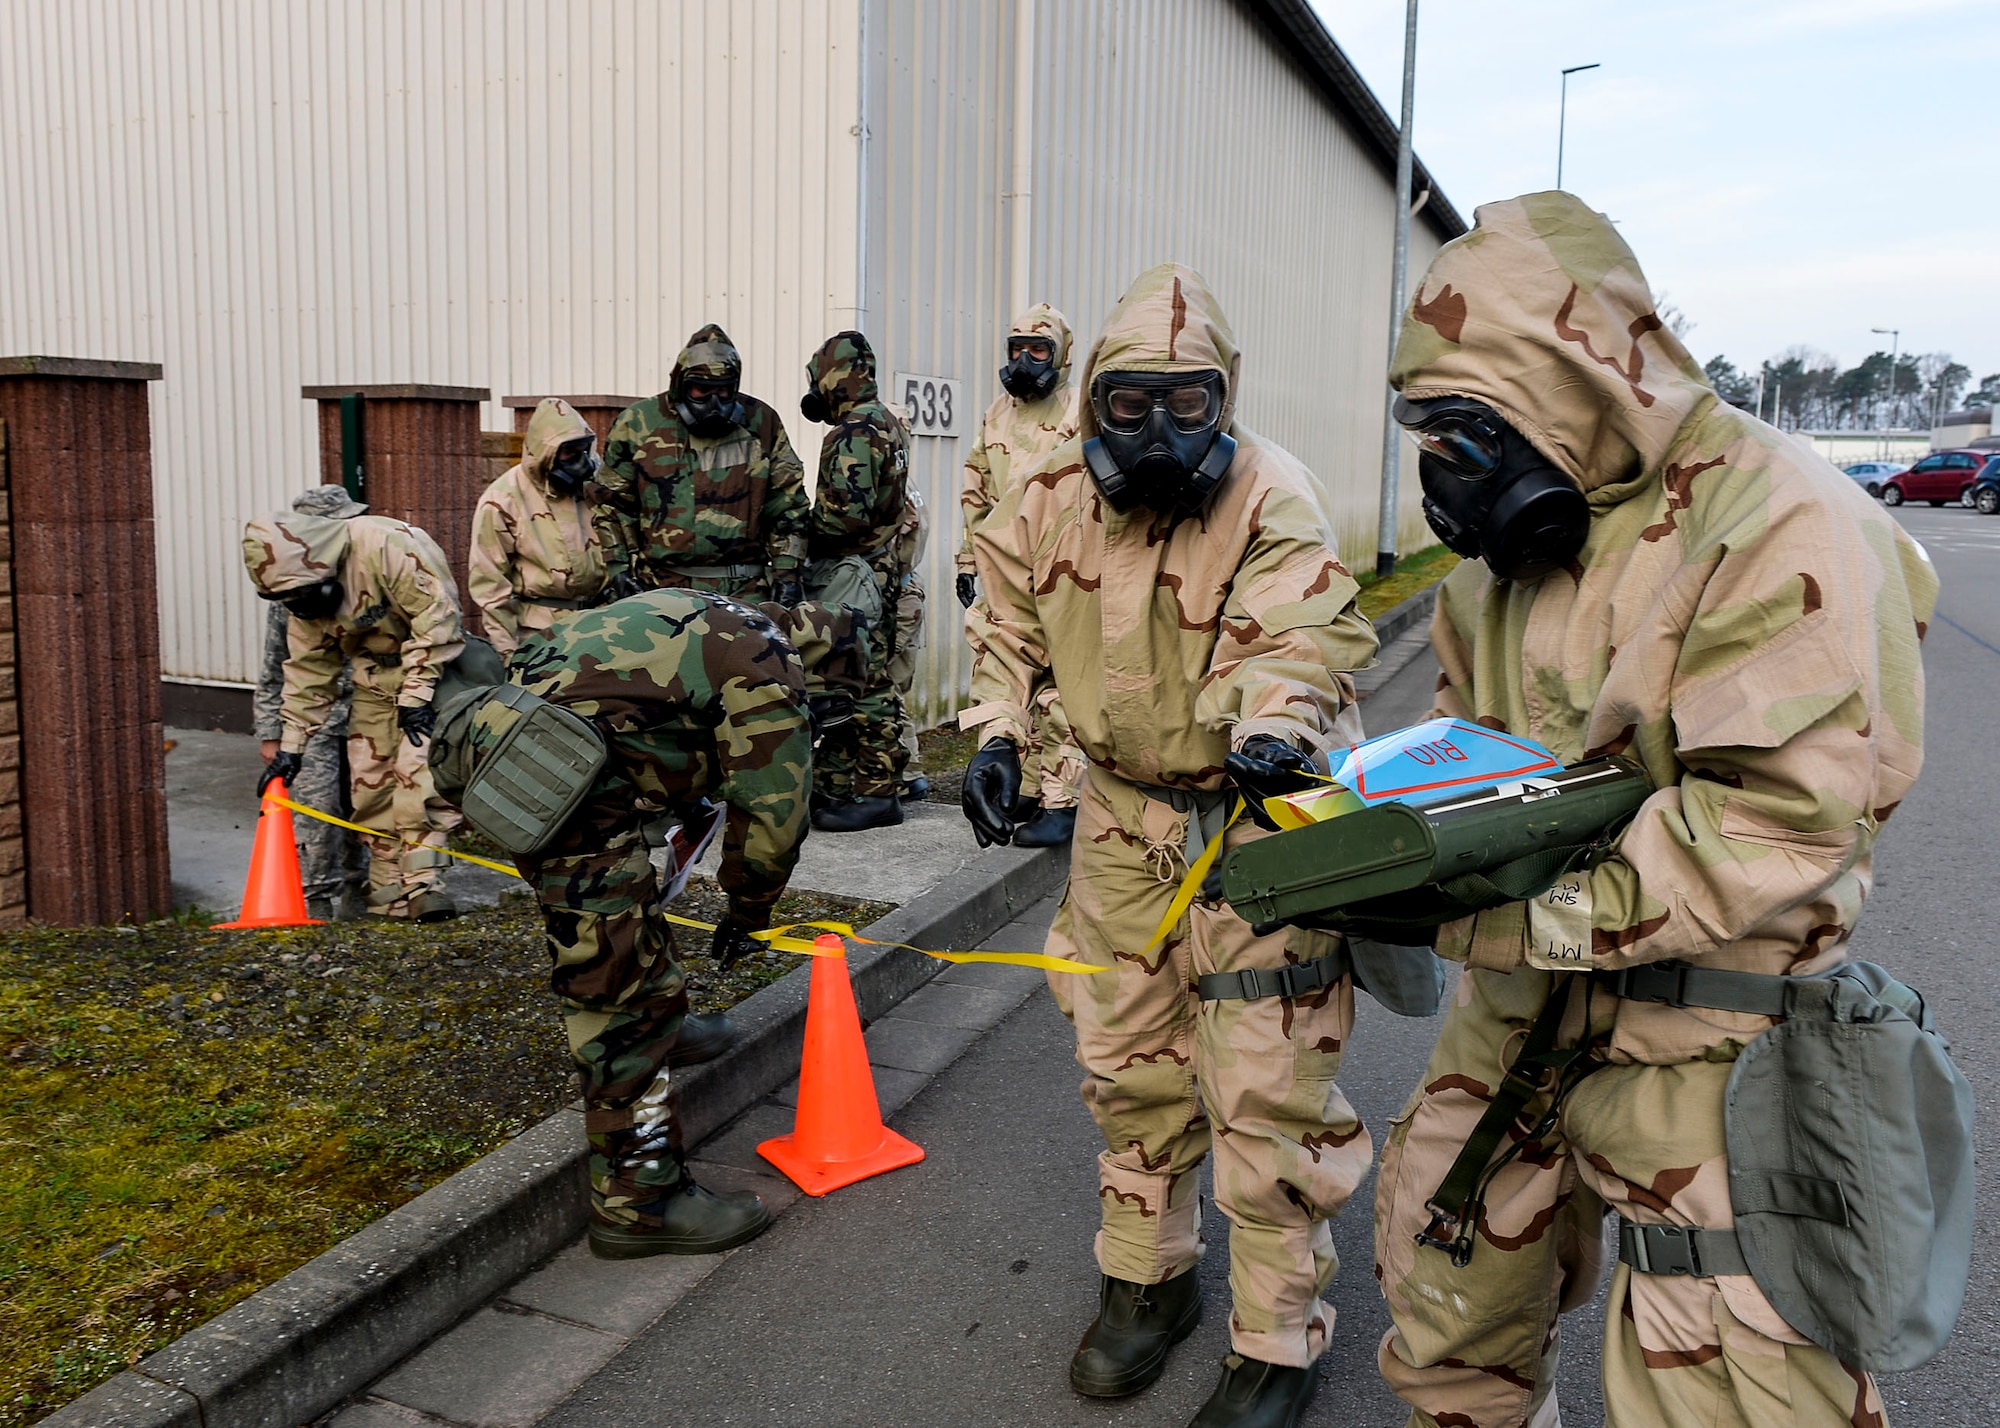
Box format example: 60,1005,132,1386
257,750,302,796
772,575,804,608
955,572,978,609
961,739,1023,848
1225,733,1321,831
601,572,644,604
397,703,438,748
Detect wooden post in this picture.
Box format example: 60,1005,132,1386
0,356,170,925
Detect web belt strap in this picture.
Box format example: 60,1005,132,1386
1595,960,1789,1017
1197,948,1350,1002
1617,1218,1750,1278
664,563,764,581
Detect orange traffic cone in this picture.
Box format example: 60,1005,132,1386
758,934,925,1195
212,778,323,929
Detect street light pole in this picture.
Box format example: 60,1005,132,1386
1557,63,1600,189
1374,0,1419,580
1871,327,1900,428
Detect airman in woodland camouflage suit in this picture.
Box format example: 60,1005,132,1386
959,303,1086,843
962,264,1380,1423
1371,192,1936,1427
468,398,607,655
594,324,808,603
241,509,466,921
802,330,913,831
251,486,368,920
430,589,832,1259
886,489,929,797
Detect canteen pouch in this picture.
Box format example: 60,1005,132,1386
805,554,885,629
1346,937,1447,1018
457,686,609,856
1724,960,1974,1372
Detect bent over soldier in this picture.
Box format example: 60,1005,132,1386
468,397,607,655
429,590,837,1259
594,324,808,604
242,508,466,921
1368,192,1937,1427
801,330,912,832
960,263,1381,1427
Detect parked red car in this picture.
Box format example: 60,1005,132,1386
1881,449,1988,507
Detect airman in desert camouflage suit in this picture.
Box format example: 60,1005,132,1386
962,263,1380,1424
468,398,607,655
1370,192,1936,1428
251,486,368,920
241,508,467,921
959,303,1086,845
431,589,849,1260
594,324,808,603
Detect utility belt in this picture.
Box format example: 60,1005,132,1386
1418,958,1973,1374
661,562,765,583
518,593,595,610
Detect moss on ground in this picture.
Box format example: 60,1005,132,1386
1356,543,1459,621
0,875,889,1425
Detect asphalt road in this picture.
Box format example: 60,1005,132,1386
547,507,1995,1425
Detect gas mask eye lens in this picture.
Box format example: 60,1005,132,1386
1010,338,1054,363
1102,388,1154,429
1164,383,1217,428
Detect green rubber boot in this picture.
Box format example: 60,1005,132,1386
1069,1268,1204,1397
587,1178,771,1260
1189,1353,1321,1427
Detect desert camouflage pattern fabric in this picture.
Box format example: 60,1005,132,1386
462,589,813,1218
1374,192,1935,1426
965,263,1381,1368
805,331,912,799
960,303,1085,807
593,324,808,599
469,398,607,655
243,511,468,913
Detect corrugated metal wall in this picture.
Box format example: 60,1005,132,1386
0,0,864,686
859,0,1445,724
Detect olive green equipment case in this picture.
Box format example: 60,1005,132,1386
1221,757,1652,939
454,685,608,856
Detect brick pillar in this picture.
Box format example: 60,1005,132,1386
503,394,641,454
480,429,525,490
304,384,490,605
0,357,170,925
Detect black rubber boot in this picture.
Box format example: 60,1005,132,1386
586,1178,771,1260
811,795,904,833
1007,793,1041,822
1012,805,1077,848
665,1013,736,1068
1189,1353,1321,1427
1069,1269,1204,1398
900,773,931,801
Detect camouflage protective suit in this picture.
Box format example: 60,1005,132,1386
887,491,927,774
594,324,808,602
1372,193,1936,1427
241,511,467,917
468,398,607,655
250,487,367,913
963,264,1381,1369
434,590,814,1227
804,331,912,801
960,304,1086,811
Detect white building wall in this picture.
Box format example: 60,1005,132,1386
0,0,864,686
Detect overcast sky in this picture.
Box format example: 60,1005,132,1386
1310,0,2000,388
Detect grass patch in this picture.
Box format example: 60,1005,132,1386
1356,543,1459,621
0,875,890,1424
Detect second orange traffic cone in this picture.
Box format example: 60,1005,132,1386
758,934,925,1195
212,778,322,930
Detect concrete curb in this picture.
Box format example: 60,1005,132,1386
51,840,1069,1428
1368,579,1440,649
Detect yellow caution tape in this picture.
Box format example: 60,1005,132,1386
1137,796,1244,959
264,790,1105,974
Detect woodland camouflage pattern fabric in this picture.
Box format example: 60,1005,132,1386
469,398,608,654
242,511,467,914
459,589,814,1220
965,263,1381,1368
1374,192,1933,1426
805,331,912,799
886,492,928,770
594,324,808,599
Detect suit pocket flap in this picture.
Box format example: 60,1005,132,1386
1672,611,1862,753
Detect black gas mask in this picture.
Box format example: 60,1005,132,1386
267,579,344,622
1396,395,1588,581
798,388,831,425
999,335,1060,402
676,374,745,438
1082,370,1237,514
546,435,597,495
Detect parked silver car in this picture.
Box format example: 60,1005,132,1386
1841,461,1907,498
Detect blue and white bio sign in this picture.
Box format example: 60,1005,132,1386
894,372,962,437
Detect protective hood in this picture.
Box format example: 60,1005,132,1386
241,511,354,596
291,486,368,519
1389,191,1710,495
1076,263,1240,441
804,330,879,421
521,398,597,488
671,322,743,396
1009,303,1074,373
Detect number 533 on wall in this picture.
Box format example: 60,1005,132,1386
894,373,962,437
